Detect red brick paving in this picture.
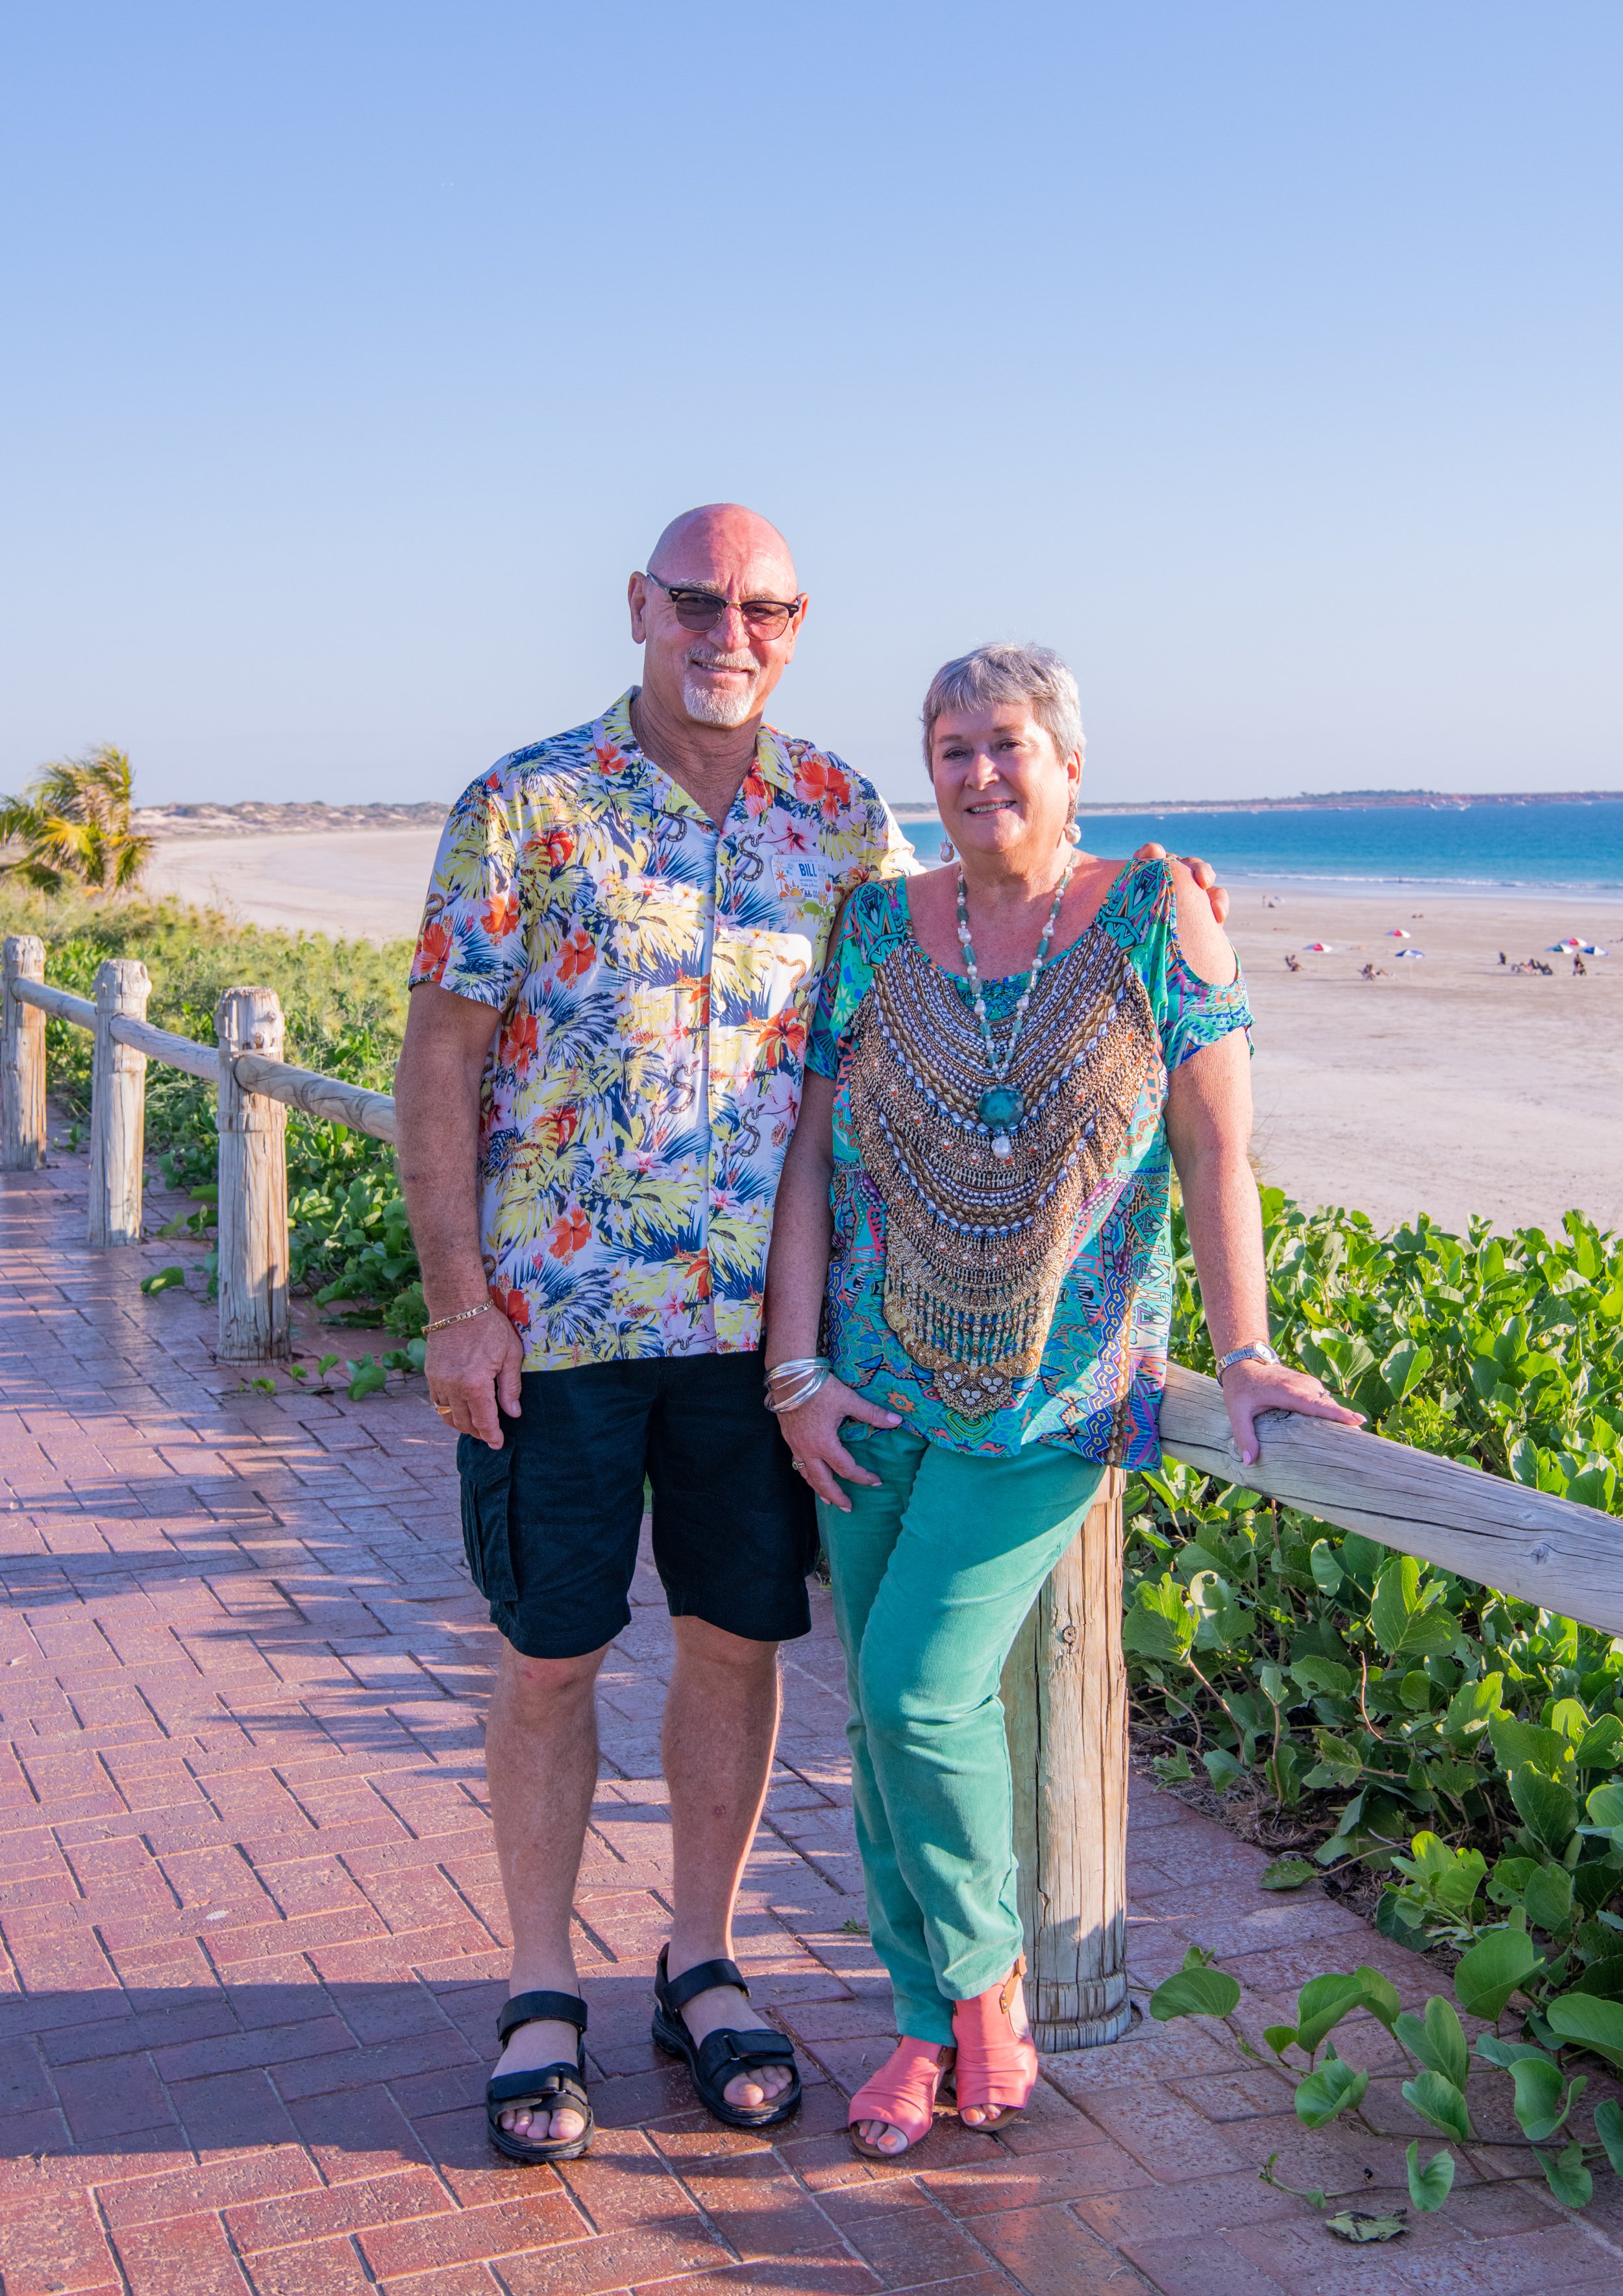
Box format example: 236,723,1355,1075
3,1148,1622,2294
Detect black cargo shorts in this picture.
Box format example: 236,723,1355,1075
456,1347,818,1658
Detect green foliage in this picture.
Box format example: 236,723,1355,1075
1293,2051,1367,2127
1406,2141,1456,2212
1259,1855,1315,1890
1128,1186,1623,1959
1147,1944,1241,2021
1154,1949,1623,2226
2,882,423,1332
1453,1928,1544,2022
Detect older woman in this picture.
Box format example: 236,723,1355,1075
762,643,1359,2158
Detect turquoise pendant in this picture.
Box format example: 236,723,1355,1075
978,1085,1024,1130
978,1085,1023,1160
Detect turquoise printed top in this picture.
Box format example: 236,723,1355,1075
804,858,1252,1466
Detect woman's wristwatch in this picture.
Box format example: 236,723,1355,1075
1215,1341,1282,1381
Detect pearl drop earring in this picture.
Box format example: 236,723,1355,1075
939,836,956,862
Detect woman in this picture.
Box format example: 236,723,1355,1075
762,643,1359,2158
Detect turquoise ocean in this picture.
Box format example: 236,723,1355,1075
893,798,1623,897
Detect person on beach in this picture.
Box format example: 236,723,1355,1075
393,508,1233,2165
762,643,1360,2158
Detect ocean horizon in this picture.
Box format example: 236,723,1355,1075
889,796,1623,899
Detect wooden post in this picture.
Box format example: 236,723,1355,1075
1,936,46,1171
1002,1467,1132,2051
88,958,151,1245
216,987,290,1362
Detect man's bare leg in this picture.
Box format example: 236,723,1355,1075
486,1637,607,2142
662,1615,793,2112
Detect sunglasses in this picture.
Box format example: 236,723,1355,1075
641,571,804,640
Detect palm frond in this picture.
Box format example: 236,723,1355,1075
0,746,147,894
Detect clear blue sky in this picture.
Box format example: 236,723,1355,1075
2,3,1618,806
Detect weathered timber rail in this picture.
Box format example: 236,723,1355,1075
1162,1362,1623,1635
0,935,394,1361
4,929,1621,2053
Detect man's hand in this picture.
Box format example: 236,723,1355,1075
1132,842,1229,927
1220,1359,1363,1468
428,1308,525,1447
776,1376,900,1508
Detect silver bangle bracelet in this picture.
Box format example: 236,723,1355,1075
764,1360,832,1414
764,1382,828,1416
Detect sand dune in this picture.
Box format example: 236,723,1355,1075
142,829,1623,1239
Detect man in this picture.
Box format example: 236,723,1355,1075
395,504,1228,2159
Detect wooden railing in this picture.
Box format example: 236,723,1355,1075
4,929,1620,2051
1,936,393,1359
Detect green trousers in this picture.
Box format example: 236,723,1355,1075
818,1423,1106,2046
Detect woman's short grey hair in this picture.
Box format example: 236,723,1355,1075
921,642,1085,775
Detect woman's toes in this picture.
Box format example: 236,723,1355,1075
550,2108,584,2142
500,2106,534,2134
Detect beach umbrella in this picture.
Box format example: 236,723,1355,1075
1394,949,1426,960
1386,927,1409,938
1580,942,1608,956
1548,939,1583,952
1302,942,1333,953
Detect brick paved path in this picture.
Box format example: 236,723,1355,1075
4,1153,1622,2295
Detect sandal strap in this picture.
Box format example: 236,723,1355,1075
849,2041,950,2143
693,2026,795,2088
497,1990,588,2046
487,2062,587,2112
658,1951,749,2018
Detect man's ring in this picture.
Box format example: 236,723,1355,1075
434,1404,454,1420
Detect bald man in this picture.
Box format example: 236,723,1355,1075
395,505,1226,2160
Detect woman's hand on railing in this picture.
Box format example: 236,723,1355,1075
778,1377,901,1510
427,1308,525,1447
1220,1358,1363,1467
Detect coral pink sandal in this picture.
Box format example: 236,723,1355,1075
847,2040,955,2160
952,1958,1037,2130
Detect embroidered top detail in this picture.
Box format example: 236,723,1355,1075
806,859,1252,1466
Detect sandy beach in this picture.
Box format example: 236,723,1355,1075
143,825,445,945
143,829,1623,1240
1228,887,1623,1238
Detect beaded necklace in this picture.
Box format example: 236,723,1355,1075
954,858,1075,1159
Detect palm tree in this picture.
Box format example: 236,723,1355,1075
0,745,152,893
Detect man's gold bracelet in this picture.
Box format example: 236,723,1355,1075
424,1302,494,1336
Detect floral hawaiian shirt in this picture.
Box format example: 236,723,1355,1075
410,690,915,1370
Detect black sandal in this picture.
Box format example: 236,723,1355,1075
651,1946,802,2131
486,1990,594,2164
